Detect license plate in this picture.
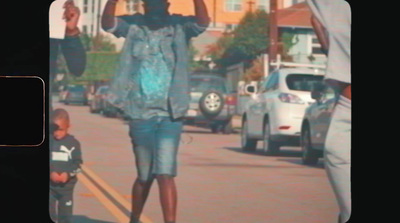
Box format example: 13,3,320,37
187,109,197,117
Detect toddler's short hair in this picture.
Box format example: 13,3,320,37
52,108,70,123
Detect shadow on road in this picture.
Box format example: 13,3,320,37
276,158,325,169
182,129,212,134
223,147,325,169
186,162,307,169
223,147,302,158
72,215,115,223
182,128,239,135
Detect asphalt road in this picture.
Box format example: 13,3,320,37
53,99,338,223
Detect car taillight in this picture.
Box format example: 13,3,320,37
225,95,237,105
278,93,305,104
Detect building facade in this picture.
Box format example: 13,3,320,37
71,0,309,55
167,0,304,31
277,2,326,64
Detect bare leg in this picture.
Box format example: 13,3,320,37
156,174,177,223
130,178,154,223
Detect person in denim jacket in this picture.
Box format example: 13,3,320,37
102,1,209,222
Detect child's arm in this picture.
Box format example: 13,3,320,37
60,0,86,77
68,140,83,178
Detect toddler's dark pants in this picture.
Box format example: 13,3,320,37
49,180,76,223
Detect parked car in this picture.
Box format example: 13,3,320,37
241,68,325,154
58,87,67,103
63,84,88,105
102,97,121,118
183,73,237,134
89,85,109,113
300,82,336,165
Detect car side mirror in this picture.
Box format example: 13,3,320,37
245,84,257,95
311,90,322,100
311,82,324,100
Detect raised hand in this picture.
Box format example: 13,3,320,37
63,0,81,36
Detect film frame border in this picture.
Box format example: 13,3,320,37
0,75,45,147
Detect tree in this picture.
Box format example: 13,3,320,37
91,34,117,52
207,10,298,71
206,32,234,64
188,42,209,72
279,31,298,61
81,33,117,52
58,34,120,85
218,10,269,67
243,56,265,82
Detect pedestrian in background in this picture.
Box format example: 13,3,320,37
49,108,83,223
101,0,209,222
306,0,351,222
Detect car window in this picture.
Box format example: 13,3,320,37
322,86,336,101
97,86,109,94
286,74,324,92
265,72,279,91
190,77,227,93
68,85,86,92
257,78,267,93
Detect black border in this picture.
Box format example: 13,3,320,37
0,0,51,222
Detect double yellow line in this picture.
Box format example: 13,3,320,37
78,165,153,223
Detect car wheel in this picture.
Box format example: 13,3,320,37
210,124,220,133
241,118,257,152
199,90,225,120
263,120,280,155
107,109,116,118
222,120,233,135
301,127,319,165
89,103,97,113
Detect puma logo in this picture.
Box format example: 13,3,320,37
60,145,75,159
65,200,72,206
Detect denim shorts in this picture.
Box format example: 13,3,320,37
128,115,183,182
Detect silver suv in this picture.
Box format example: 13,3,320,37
183,73,237,134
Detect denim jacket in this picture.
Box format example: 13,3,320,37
106,14,208,120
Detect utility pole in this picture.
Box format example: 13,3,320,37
269,0,278,66
213,0,216,27
247,0,255,12
96,0,102,36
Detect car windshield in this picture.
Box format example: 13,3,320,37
190,77,227,93
286,74,324,92
68,85,86,92
97,86,109,94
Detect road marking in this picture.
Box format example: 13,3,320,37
79,193,95,197
81,164,153,223
78,173,129,223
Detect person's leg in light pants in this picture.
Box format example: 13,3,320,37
324,96,351,223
